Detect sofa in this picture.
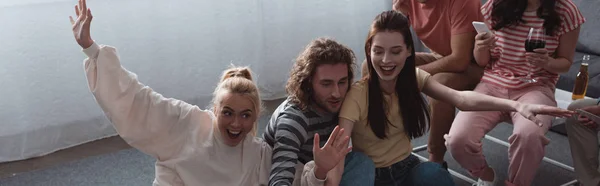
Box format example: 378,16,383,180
555,0,600,99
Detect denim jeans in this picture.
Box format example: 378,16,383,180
340,151,376,186
374,154,455,186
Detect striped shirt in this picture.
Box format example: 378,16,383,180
263,99,337,186
481,0,585,89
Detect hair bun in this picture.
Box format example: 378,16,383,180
220,65,254,83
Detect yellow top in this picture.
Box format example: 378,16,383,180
339,68,431,167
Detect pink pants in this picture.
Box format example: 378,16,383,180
445,82,556,186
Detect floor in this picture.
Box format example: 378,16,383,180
0,99,286,180
0,136,130,180
0,98,581,186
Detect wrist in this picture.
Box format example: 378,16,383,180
513,102,523,112
81,39,94,49
82,41,100,58
314,165,328,180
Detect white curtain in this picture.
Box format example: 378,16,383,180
0,0,391,162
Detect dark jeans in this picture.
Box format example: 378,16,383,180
374,154,455,186
340,151,376,186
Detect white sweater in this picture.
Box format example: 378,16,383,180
82,42,325,186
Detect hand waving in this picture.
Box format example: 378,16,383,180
517,103,575,127
312,126,352,180
69,0,94,49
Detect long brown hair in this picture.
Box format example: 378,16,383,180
364,10,429,139
286,37,356,110
491,0,560,36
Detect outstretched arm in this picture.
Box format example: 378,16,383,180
422,78,574,126
70,0,206,160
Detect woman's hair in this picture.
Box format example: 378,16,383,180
286,37,356,110
212,65,262,136
364,10,429,139
490,0,561,36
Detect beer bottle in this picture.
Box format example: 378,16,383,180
572,55,589,100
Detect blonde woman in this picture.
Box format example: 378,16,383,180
69,0,349,185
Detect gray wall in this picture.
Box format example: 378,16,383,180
0,0,391,161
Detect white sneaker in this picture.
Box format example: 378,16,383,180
473,168,498,186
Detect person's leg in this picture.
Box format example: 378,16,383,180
445,82,505,180
374,155,420,186
374,168,397,186
427,63,483,163
566,99,600,186
504,86,555,186
340,151,375,186
407,162,456,186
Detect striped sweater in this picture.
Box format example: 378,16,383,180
263,99,338,186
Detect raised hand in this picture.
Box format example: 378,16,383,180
69,0,94,49
312,126,352,180
517,103,575,127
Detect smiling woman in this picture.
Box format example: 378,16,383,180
212,67,262,146
69,0,351,185
337,10,574,186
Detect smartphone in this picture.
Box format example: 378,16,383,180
472,21,491,34
576,109,600,126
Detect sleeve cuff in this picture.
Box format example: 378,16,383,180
311,170,327,183
82,42,101,59
306,162,327,185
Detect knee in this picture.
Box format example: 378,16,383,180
510,128,549,148
410,162,455,186
567,100,584,111
567,99,596,111
445,132,475,155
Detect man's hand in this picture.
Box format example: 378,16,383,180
312,126,351,180
578,106,600,130
69,0,94,49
